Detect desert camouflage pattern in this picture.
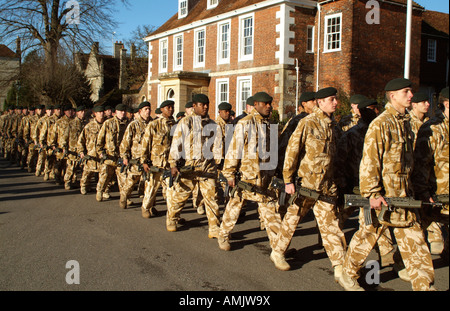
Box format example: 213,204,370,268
119,114,150,199
77,118,103,189
63,116,87,185
219,108,281,246
32,115,48,174
343,102,435,291
53,115,72,159
409,109,429,148
167,112,222,235
275,106,345,267
338,111,360,132
24,114,40,170
40,114,59,177
140,116,176,211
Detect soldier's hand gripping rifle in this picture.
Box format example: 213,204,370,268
288,185,337,206
78,154,92,167
119,158,140,173
344,194,440,226
270,177,287,208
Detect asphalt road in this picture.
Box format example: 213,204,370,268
0,158,448,297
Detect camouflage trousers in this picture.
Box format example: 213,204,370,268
35,150,46,175
167,176,220,235
120,171,141,200
97,164,126,193
219,189,282,249
80,168,99,190
426,222,444,244
64,159,80,184
273,197,346,267
44,153,56,178
343,208,435,291
27,145,38,171
142,171,168,211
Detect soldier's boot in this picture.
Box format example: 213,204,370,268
141,206,151,219
338,271,364,291
270,250,290,271
166,220,177,232
430,241,444,255
64,182,72,190
96,191,103,202
197,205,205,215
80,186,87,195
218,236,231,251
393,262,411,282
119,195,127,209
334,264,343,283
43,173,49,181
35,170,41,177
102,192,111,200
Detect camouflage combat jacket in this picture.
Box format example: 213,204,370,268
119,115,151,173
96,116,129,165
412,112,449,200
23,114,39,144
64,117,87,161
32,115,48,145
338,111,360,133
359,103,414,199
53,115,72,158
283,105,338,196
78,118,103,171
39,114,58,146
140,115,176,169
409,109,429,148
169,111,222,174
223,108,276,188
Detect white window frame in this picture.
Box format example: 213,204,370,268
217,20,231,65
215,78,229,117
239,13,254,62
427,39,437,62
173,34,184,71
159,38,169,73
236,76,252,116
179,0,188,19
306,25,315,53
207,0,219,10
324,12,342,53
194,27,206,68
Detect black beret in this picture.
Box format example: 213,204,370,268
160,100,175,108
115,104,127,111
155,108,162,114
411,92,429,103
358,98,378,110
17,106,23,109
299,92,316,103
29,107,35,110
63,104,74,111
246,96,255,106
315,87,338,99
176,112,185,118
104,105,112,110
253,92,273,103
46,105,53,110
37,105,46,110
185,101,193,108
138,101,151,109
218,102,232,111
53,104,61,109
133,108,139,113
92,105,104,112
440,87,449,99
350,94,368,105
76,105,86,112
192,94,210,104
385,78,412,91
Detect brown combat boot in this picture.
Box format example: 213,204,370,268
141,206,151,219
96,191,103,202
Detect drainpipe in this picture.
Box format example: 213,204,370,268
404,0,412,78
316,1,322,91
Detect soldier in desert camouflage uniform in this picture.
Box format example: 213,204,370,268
215,102,233,204
63,106,87,190
40,105,62,181
78,105,104,195
33,106,52,176
51,104,74,184
271,87,346,275
339,78,435,291
96,104,129,202
167,94,223,238
217,92,283,265
119,102,152,209
140,100,176,218
17,107,33,169
24,105,43,172
413,86,449,258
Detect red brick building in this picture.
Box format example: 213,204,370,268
143,0,448,120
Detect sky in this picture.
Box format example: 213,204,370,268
104,0,449,52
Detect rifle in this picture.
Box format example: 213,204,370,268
426,194,449,225
219,173,230,202
78,154,93,167
270,177,288,208
344,194,438,226
288,185,337,206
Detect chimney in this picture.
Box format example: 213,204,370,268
119,48,128,90
114,41,124,58
130,43,136,62
16,36,21,60
91,42,99,55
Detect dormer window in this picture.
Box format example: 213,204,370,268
207,0,219,10
179,0,188,19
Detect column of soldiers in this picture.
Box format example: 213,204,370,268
0,78,448,292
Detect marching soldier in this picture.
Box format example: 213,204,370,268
33,105,52,176
52,104,75,185
24,105,43,172
96,104,129,202
215,102,233,204
78,105,105,195
272,87,346,275
167,94,223,238
18,106,33,169
118,101,152,209
339,78,435,291
39,105,59,181
413,86,449,258
140,100,176,218
63,105,88,190
217,92,282,261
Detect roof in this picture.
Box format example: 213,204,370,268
422,10,449,36
0,44,18,58
147,0,425,39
